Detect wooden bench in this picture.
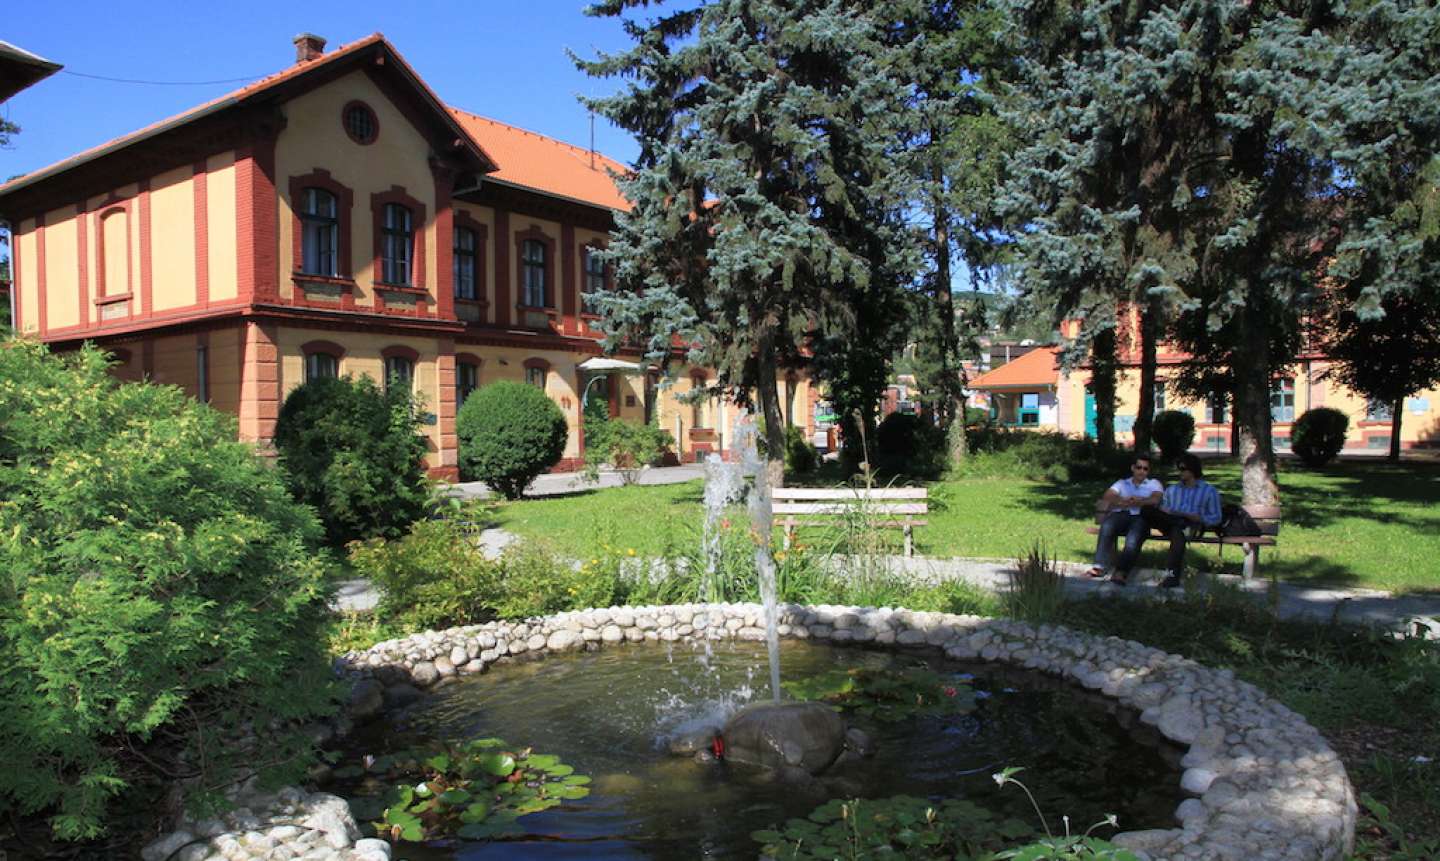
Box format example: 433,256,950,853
1087,502,1281,579
774,487,929,557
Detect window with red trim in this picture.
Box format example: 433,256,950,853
343,102,379,145
583,246,607,316
454,226,478,300
381,204,414,286
521,239,547,307
306,353,339,381
300,188,339,276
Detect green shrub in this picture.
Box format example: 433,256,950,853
583,418,673,484
348,519,499,632
457,381,568,499
874,412,946,477
491,542,619,619
0,340,334,840
963,428,1130,483
1292,407,1350,467
1151,410,1196,462
273,375,430,545
784,424,820,475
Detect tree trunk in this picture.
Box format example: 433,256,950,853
1389,396,1403,462
1091,328,1118,449
930,176,964,434
1133,302,1159,454
755,329,787,487
1234,304,1280,507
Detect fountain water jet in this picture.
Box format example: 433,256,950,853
734,414,783,703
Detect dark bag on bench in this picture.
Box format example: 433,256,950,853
1219,502,1262,537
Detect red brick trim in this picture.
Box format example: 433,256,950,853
561,223,577,332
451,208,489,310
9,220,19,332
236,136,280,305
75,203,89,327
380,344,421,363
432,168,456,321
288,168,355,286
35,212,47,336
300,339,348,359
138,180,153,318
370,186,428,315
340,100,380,146
493,209,511,326
455,351,483,367
193,162,209,308
514,224,557,310
523,357,552,372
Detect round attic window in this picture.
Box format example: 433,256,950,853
342,101,378,145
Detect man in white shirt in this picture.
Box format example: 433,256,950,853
1087,454,1163,585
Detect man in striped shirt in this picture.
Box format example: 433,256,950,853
1146,453,1223,588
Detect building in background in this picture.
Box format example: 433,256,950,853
0,34,813,474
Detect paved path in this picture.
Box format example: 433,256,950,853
449,463,705,500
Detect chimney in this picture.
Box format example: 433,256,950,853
293,33,327,64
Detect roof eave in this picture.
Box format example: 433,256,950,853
468,175,626,214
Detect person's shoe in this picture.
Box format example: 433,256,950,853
1159,573,1182,589
1109,572,1128,585
1086,566,1107,579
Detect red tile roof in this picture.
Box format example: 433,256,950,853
968,347,1061,389
0,34,506,201
449,108,630,211
0,34,631,216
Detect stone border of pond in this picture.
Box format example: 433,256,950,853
148,604,1355,861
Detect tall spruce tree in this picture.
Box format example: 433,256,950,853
575,0,921,469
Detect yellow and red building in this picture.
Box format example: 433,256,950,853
0,34,814,475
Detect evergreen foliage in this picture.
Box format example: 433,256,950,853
874,411,947,477
1291,407,1350,468
273,376,430,546
1151,410,1196,462
996,0,1440,504
575,0,922,460
456,381,568,499
0,341,334,840
783,424,820,475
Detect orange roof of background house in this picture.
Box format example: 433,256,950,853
968,347,1061,389
449,108,630,212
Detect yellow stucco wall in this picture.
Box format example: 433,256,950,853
209,328,243,417
15,222,38,335
43,205,80,329
150,166,197,312
207,152,239,303
275,70,438,309
150,334,200,395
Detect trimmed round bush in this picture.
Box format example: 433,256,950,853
784,424,820,474
1152,409,1197,462
457,381,568,498
1292,406,1350,467
0,341,334,841
273,375,430,546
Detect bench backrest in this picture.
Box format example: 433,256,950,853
773,486,928,517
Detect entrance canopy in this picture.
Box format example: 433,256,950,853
578,357,649,374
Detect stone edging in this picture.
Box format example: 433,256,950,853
330,603,1356,861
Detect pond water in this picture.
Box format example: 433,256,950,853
330,640,1185,859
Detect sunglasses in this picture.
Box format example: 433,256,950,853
1132,464,1150,471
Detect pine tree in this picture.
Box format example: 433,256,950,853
575,0,921,468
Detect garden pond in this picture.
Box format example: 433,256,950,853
327,640,1186,859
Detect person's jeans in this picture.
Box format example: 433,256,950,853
1143,508,1190,574
1094,510,1149,574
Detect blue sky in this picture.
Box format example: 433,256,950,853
2,0,643,184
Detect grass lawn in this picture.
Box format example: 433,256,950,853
489,459,1440,594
